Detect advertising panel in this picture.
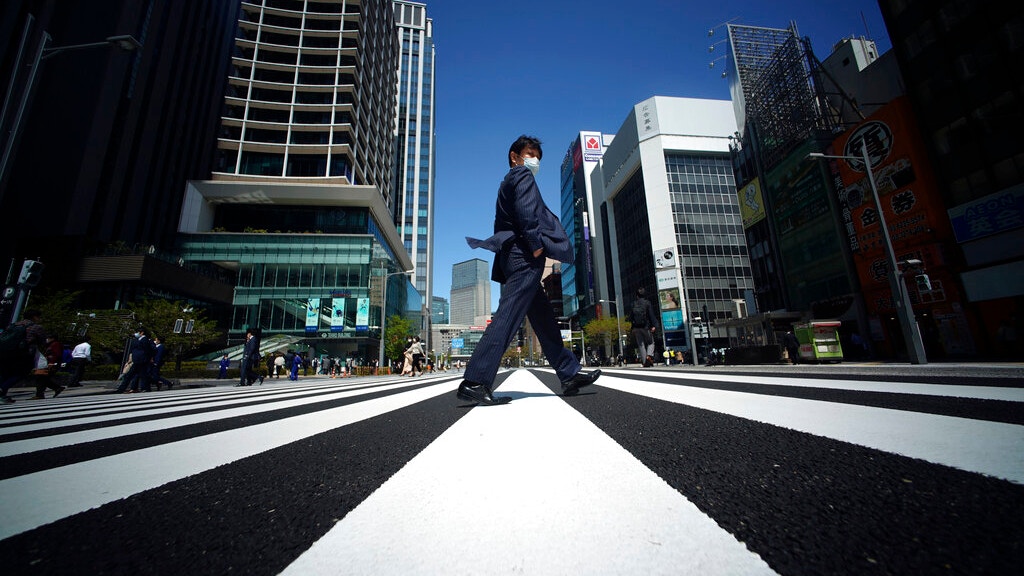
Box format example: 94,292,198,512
330,298,345,332
831,97,952,259
828,96,972,354
738,178,766,229
305,298,320,333
356,297,369,330
947,184,1024,243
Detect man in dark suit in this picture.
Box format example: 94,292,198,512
150,336,174,390
460,135,600,405
238,327,262,386
117,328,154,393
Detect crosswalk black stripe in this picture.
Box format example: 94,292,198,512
606,372,1024,425
534,371,1024,575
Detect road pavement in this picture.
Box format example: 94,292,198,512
1,363,1021,575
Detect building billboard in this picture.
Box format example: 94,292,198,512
829,96,972,354
356,297,369,329
330,298,345,332
738,178,766,229
305,298,320,332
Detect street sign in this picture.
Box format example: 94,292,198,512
451,337,464,349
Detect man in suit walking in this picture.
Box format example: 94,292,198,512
117,328,154,393
460,135,600,405
150,335,174,390
238,328,262,386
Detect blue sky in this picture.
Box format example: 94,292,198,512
424,0,892,310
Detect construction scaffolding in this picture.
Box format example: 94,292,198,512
727,23,849,171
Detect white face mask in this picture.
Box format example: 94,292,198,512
522,156,540,175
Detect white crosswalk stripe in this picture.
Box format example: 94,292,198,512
283,371,776,575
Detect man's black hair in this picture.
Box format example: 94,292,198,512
636,287,646,298
22,309,41,319
508,135,543,167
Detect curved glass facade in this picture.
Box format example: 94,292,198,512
179,231,420,362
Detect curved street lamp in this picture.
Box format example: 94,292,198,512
809,141,927,364
377,269,414,373
1,17,142,192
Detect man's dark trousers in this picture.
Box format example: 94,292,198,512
464,244,580,387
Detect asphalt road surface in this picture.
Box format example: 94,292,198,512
1,363,1022,575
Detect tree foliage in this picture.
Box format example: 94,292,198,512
127,299,220,360
383,314,417,362
583,316,629,352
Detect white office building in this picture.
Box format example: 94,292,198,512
597,96,753,357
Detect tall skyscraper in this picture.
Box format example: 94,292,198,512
176,0,419,361
560,131,613,319
431,295,449,325
393,2,435,310
450,259,490,326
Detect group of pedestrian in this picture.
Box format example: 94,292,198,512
1,309,81,403
114,328,173,393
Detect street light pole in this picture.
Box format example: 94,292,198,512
809,142,927,364
377,268,414,374
0,15,141,193
598,298,624,362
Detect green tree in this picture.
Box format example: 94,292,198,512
383,314,417,364
22,288,79,342
583,316,632,361
22,289,136,362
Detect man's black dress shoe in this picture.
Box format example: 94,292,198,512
561,369,601,396
456,381,511,406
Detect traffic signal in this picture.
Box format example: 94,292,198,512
17,260,44,288
914,273,932,293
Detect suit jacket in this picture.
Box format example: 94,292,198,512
130,336,153,364
152,343,167,367
242,336,260,366
467,166,573,283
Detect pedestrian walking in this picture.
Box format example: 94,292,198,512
630,288,658,367
460,135,600,405
218,354,230,379
29,333,66,400
151,336,173,390
0,318,35,403
117,328,154,393
238,328,262,386
67,335,91,387
784,331,800,365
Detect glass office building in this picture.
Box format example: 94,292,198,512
393,1,436,323
177,0,416,362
